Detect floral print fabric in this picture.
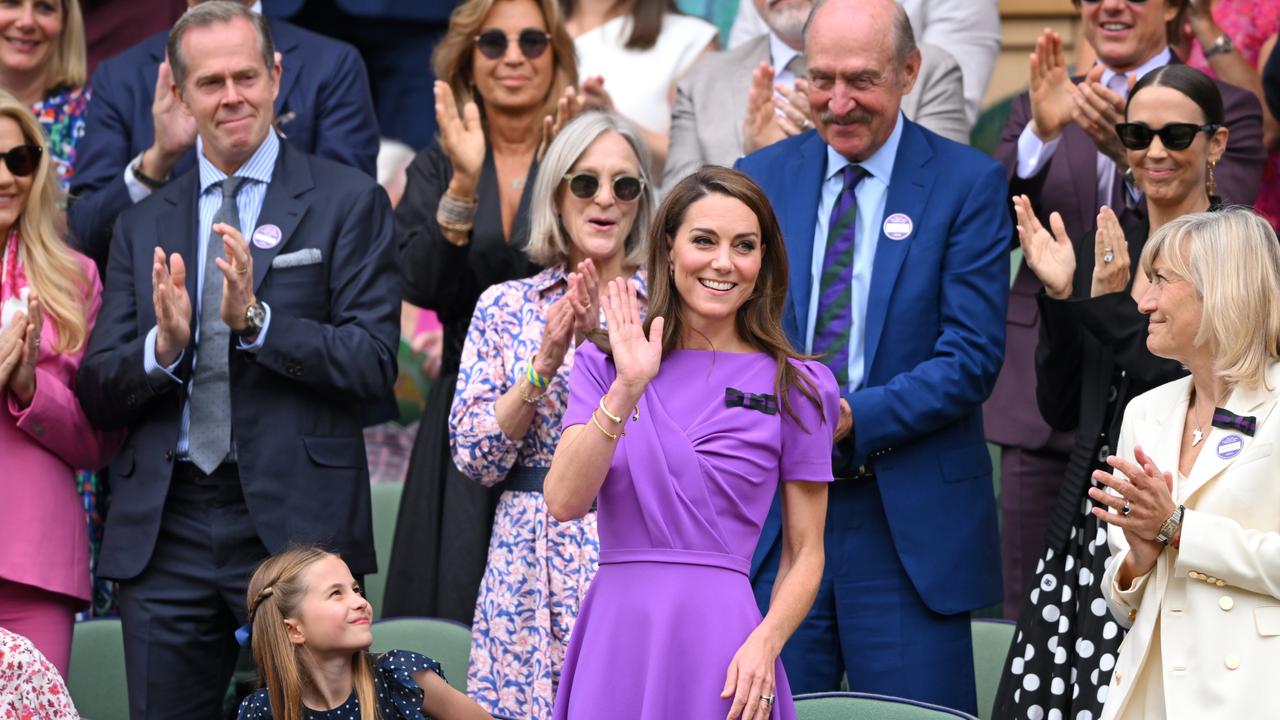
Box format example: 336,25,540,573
0,627,78,720
32,85,88,193
450,264,646,719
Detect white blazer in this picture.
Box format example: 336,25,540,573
1101,361,1280,719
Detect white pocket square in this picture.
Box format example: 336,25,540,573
270,248,323,269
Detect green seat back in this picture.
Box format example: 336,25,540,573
971,619,1017,720
365,482,404,620
370,617,471,694
68,618,129,720
795,692,979,720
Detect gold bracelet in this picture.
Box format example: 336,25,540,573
519,385,544,405
590,408,622,440
598,396,640,424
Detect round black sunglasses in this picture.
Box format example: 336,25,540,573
563,173,645,203
473,28,552,60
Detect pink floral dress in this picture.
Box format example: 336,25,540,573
449,264,647,720
1186,0,1280,229
0,627,78,719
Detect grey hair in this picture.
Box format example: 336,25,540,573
1139,207,1280,390
803,0,917,68
168,1,276,91
526,112,655,268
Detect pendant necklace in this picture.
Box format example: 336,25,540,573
512,177,526,190
1190,388,1221,447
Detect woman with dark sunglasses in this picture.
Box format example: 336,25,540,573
0,91,122,679
449,111,655,719
995,63,1227,720
385,0,579,627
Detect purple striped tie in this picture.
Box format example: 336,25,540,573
812,165,867,389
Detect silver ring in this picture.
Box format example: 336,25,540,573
33,338,40,349
1103,250,1115,264
761,693,775,705
1122,501,1131,516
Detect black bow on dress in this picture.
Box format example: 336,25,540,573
725,387,778,415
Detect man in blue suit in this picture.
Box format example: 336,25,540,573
69,0,379,274
736,0,1008,712
75,5,398,717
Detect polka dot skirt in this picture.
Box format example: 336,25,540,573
237,650,444,719
994,495,1125,720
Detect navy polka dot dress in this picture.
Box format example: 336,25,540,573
237,650,444,719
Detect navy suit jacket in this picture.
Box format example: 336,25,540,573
76,141,400,581
737,119,1009,614
69,16,379,273
264,0,454,20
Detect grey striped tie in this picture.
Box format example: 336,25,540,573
187,176,247,474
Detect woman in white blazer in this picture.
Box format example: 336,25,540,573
1090,207,1280,719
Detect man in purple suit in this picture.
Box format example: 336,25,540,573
986,0,1265,617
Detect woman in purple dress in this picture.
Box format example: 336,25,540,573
546,166,838,720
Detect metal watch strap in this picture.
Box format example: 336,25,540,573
1157,504,1186,545
238,301,265,338
1204,33,1234,59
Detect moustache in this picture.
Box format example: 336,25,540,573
819,109,874,126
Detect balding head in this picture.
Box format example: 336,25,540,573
802,0,920,161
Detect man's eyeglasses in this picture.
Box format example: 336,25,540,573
0,144,41,177
474,28,552,60
1114,123,1220,151
563,173,645,202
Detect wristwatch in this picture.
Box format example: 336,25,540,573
1156,504,1186,545
238,301,266,339
1204,33,1235,59
131,157,169,190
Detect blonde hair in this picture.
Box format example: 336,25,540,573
46,0,87,90
246,547,380,720
1140,207,1280,390
0,91,88,353
432,0,578,121
525,112,654,267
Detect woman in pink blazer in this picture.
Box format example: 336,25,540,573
0,91,122,678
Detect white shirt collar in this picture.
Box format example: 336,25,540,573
1100,46,1172,95
251,1,263,13
823,111,905,187
769,31,801,74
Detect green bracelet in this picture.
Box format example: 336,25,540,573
527,363,551,389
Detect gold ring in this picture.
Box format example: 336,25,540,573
238,267,250,275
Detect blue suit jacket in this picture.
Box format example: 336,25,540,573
76,141,400,581
69,16,379,272
736,119,1009,614
263,0,454,20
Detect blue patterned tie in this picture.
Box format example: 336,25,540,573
812,165,867,389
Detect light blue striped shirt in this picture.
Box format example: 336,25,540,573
804,112,904,394
144,131,280,458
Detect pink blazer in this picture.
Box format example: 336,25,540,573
0,256,124,603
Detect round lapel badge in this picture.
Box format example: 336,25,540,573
251,224,283,250
1217,434,1244,459
882,213,913,240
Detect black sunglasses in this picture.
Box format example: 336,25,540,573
1079,0,1148,4
563,173,645,203
473,28,552,60
1114,122,1220,151
0,144,41,177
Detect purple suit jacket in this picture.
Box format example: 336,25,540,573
984,63,1266,451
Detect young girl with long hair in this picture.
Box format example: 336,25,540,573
236,546,491,720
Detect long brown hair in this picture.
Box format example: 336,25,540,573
433,0,578,120
0,91,89,353
597,166,822,426
246,547,380,720
559,0,681,50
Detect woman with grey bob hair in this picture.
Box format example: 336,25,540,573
447,111,653,718
1092,207,1280,719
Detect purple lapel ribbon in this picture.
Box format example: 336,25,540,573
1212,407,1257,436
725,387,778,415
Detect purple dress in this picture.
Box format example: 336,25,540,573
553,344,839,719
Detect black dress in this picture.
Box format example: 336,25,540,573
237,651,442,719
994,219,1186,720
382,143,540,623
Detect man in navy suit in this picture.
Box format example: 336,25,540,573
75,5,398,717
736,0,1008,712
69,0,379,274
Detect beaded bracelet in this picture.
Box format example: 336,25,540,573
527,363,551,390
438,191,477,225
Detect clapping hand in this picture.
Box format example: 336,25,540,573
602,278,662,393
1028,29,1077,142
1088,446,1176,579
1073,64,1130,165
8,293,43,407
580,75,616,114
143,60,197,181
773,80,813,136
743,62,786,155
0,311,26,392
1013,194,1075,300
213,223,257,335
152,247,192,367
434,80,486,192
533,295,575,381
540,85,587,160
1090,206,1130,298
565,258,601,345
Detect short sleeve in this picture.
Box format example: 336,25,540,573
563,341,616,430
236,689,274,719
779,360,839,483
375,650,443,718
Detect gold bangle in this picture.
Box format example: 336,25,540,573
598,396,623,424
519,386,544,405
590,408,622,440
